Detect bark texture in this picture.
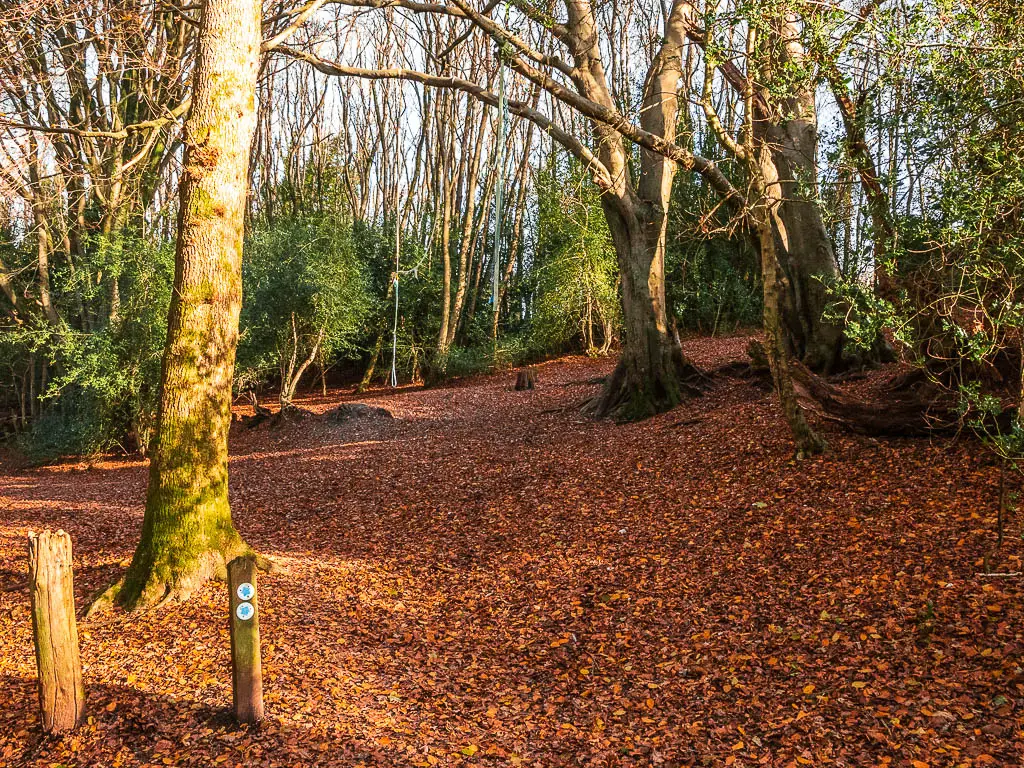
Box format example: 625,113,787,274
789,362,961,437
590,198,707,419
754,178,827,457
28,529,85,733
736,343,965,438
754,18,845,372
515,367,536,391
114,0,262,610
570,0,707,418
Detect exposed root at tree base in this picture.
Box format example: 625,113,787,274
792,428,829,460
789,359,962,437
240,404,317,430
84,546,274,617
728,341,972,438
584,355,710,422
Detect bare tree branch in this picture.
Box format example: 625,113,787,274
271,44,615,189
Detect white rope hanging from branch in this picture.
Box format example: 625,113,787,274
388,11,404,389
491,47,507,310
391,212,400,388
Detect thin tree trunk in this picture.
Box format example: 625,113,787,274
821,63,897,294
437,145,455,355
358,331,384,393
756,199,827,457
492,112,537,340
0,254,20,322
446,103,488,348
29,155,60,327
280,325,325,409
462,171,497,337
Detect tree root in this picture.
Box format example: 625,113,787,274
788,359,960,437
584,352,710,422
84,545,275,617
724,341,967,438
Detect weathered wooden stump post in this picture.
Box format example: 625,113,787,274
27,529,85,733
515,367,536,391
228,555,263,724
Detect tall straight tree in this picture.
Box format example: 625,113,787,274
95,0,263,610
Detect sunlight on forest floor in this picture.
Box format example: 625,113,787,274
2,335,1022,767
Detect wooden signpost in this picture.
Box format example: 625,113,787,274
228,555,263,724
27,529,85,733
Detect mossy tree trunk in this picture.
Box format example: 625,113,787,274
581,1,707,419
590,198,705,419
753,18,845,373
113,0,262,610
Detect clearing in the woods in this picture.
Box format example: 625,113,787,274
1,336,1022,767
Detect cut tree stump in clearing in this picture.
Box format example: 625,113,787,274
228,555,263,725
515,368,536,391
27,529,85,733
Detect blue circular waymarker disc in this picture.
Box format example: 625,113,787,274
236,601,255,621
236,582,255,601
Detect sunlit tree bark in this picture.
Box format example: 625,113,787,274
699,11,826,455
753,14,844,372
102,0,263,610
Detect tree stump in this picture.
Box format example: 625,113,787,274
515,367,536,391
27,529,85,733
228,555,263,724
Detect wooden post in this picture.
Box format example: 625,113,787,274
515,367,536,391
27,529,85,733
228,555,263,724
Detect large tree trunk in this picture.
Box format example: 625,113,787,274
759,121,844,372
588,199,706,420
103,0,262,611
755,19,845,373
578,0,707,419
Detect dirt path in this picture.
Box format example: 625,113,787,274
1,336,1022,767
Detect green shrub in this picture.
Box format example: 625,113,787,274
528,158,620,355
666,130,761,333
668,240,762,333
19,234,173,460
238,213,371,400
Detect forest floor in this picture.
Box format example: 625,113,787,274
1,335,1023,768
